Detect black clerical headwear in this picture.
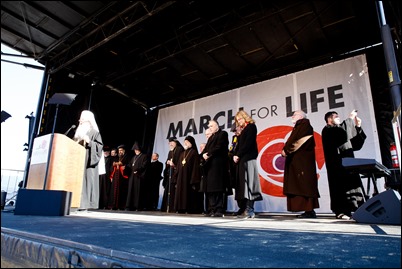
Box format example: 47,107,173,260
184,136,198,153
132,141,142,151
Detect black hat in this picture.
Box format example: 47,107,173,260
103,145,110,151
184,136,198,153
169,137,183,149
131,141,142,151
117,144,126,150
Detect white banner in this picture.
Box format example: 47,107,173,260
153,54,383,213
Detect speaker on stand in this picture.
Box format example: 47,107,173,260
352,189,401,225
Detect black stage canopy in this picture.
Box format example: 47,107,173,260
1,1,401,162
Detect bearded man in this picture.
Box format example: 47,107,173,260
281,110,320,218
73,110,103,211
160,137,184,212
108,144,130,210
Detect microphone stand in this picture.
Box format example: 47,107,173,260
167,159,172,213
43,104,59,190
64,125,76,136
42,93,76,190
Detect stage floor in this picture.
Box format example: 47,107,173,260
1,208,401,268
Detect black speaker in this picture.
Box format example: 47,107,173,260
14,189,72,216
353,189,401,225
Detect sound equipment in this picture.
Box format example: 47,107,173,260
342,157,391,199
14,189,72,216
352,189,401,225
342,158,391,176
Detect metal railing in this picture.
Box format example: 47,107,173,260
1,169,24,206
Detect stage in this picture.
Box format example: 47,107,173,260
1,208,401,268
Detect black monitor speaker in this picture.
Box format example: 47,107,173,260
353,189,401,225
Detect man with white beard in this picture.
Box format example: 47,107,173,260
74,110,103,211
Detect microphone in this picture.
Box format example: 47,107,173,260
64,124,76,135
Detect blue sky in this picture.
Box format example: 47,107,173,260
1,44,44,171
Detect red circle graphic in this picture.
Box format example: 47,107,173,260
257,125,325,197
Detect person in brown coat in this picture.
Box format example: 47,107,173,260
281,110,320,218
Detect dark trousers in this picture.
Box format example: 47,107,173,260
206,192,224,214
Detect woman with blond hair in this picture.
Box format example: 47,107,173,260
233,110,263,219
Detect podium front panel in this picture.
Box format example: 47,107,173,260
26,133,86,207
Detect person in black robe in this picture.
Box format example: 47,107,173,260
98,146,113,209
161,137,184,212
73,110,103,211
200,129,212,215
174,136,204,214
108,144,130,210
201,120,230,217
145,153,164,210
125,142,149,211
322,110,365,220
281,110,320,218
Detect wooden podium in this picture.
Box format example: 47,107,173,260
26,133,86,208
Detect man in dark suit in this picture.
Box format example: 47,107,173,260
201,120,229,217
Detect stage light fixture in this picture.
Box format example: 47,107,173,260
1,110,12,123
